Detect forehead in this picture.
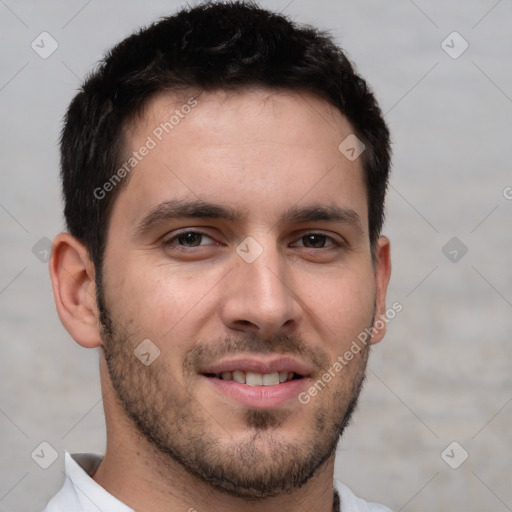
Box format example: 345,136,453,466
114,88,368,231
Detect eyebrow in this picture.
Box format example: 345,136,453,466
278,204,363,233
134,199,242,237
134,199,363,237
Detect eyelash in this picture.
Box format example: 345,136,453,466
162,230,344,250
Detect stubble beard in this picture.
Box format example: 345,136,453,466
96,278,371,499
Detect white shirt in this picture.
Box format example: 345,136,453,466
44,452,393,512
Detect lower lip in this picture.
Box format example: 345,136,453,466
203,376,308,409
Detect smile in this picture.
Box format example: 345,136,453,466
199,356,311,408
205,370,303,386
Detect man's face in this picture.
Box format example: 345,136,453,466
97,89,388,498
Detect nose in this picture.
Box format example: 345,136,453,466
220,240,302,338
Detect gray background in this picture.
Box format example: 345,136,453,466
1,0,511,510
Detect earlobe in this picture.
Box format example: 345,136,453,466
49,232,103,349
370,236,392,345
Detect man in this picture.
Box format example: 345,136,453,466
46,1,393,510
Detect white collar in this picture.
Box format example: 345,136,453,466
44,452,134,512
44,452,391,512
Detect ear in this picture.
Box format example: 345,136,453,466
49,232,102,348
370,236,392,345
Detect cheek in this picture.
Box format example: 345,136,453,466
298,266,376,342
108,259,220,342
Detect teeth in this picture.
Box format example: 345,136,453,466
216,371,297,385
246,372,263,386
232,370,245,383
262,372,280,386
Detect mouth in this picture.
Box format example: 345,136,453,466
199,356,311,409
204,370,304,386
200,355,311,385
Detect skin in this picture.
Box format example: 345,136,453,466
50,89,391,512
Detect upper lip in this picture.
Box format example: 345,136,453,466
200,355,313,377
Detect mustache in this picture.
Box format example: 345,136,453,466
183,331,331,375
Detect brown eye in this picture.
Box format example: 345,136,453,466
177,232,204,247
164,231,214,248
299,234,332,248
